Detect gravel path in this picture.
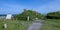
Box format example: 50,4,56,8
27,20,44,30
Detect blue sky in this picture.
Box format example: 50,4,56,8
0,0,60,14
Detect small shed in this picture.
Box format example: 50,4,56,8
6,14,12,20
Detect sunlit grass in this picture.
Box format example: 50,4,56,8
42,19,60,30
0,20,32,30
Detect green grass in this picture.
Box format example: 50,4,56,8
42,19,60,30
0,20,32,30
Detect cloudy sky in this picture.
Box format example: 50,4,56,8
0,0,60,14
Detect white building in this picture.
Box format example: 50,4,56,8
6,14,12,20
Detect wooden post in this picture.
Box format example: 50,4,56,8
16,18,17,21
3,23,7,29
35,11,38,20
27,16,29,21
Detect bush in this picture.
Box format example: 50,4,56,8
14,9,43,20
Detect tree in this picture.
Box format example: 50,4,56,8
46,11,60,19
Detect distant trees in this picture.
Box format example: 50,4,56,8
14,9,43,20
46,11,60,19
14,9,60,20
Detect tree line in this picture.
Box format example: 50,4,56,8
13,9,60,20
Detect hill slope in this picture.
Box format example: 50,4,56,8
15,9,43,20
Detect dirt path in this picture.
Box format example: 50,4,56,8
27,20,44,30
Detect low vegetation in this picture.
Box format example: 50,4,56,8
0,20,32,30
42,19,60,30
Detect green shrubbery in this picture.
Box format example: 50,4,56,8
46,11,60,19
14,9,43,20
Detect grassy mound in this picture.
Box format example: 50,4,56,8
15,10,43,20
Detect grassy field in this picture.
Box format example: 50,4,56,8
0,20,32,30
42,19,60,30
